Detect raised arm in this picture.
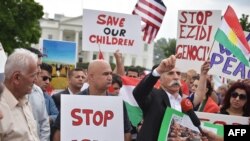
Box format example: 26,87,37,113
113,50,125,76
133,55,176,111
193,60,210,107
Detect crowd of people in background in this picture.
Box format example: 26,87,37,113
1,47,250,141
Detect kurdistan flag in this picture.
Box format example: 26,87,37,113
120,76,142,126
214,5,250,67
120,75,161,126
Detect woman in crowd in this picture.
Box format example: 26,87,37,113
220,81,250,116
189,78,220,113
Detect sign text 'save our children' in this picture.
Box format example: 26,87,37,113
82,9,142,54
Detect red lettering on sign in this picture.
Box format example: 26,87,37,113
97,14,125,27
71,108,114,127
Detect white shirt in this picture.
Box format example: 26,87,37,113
166,91,182,112
152,69,182,111
68,88,80,95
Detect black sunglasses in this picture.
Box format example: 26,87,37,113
42,76,52,82
231,92,247,100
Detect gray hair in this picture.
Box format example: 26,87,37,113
5,48,38,79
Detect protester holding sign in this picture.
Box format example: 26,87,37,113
189,78,220,113
52,60,132,141
202,129,224,141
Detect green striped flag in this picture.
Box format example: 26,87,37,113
214,5,250,67
120,76,143,126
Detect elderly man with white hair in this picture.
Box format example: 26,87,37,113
0,48,40,141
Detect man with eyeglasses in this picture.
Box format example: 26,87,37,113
26,47,50,141
52,68,86,111
36,63,59,126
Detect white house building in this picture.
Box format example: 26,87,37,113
34,14,154,69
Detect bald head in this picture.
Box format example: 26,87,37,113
87,59,112,95
88,60,111,74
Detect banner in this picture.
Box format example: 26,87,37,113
158,108,223,141
61,95,124,141
209,32,250,80
42,39,77,90
176,10,221,72
82,9,143,54
0,43,7,81
196,111,249,125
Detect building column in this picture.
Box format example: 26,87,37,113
75,30,80,53
75,31,79,44
86,51,93,62
59,29,64,40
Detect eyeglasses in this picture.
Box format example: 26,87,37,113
42,76,52,82
231,92,247,100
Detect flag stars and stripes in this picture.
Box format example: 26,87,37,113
133,0,166,44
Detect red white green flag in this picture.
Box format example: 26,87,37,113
214,5,250,67
120,76,142,126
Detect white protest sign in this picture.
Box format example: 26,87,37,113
209,32,250,80
82,9,143,54
61,95,124,141
0,43,7,81
176,10,221,72
196,112,249,125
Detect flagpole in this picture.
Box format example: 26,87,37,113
207,39,216,60
98,43,101,52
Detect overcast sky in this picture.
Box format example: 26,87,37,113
35,0,250,40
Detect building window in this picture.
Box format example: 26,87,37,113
144,44,148,52
48,34,53,39
132,57,136,66
79,58,83,63
109,56,113,63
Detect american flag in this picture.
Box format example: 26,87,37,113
133,0,166,44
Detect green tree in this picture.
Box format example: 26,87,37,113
154,38,166,64
240,14,250,32
0,0,43,54
155,38,176,59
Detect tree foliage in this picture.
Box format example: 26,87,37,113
155,38,176,59
0,0,44,54
154,38,166,64
240,14,250,32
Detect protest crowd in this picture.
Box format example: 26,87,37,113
0,46,249,141
1,1,250,141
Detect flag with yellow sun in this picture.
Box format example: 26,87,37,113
214,5,250,67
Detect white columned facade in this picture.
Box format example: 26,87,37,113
87,51,93,61
74,31,79,43
75,30,80,53
59,29,64,40
39,15,154,69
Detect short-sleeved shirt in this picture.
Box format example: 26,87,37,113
0,86,39,141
